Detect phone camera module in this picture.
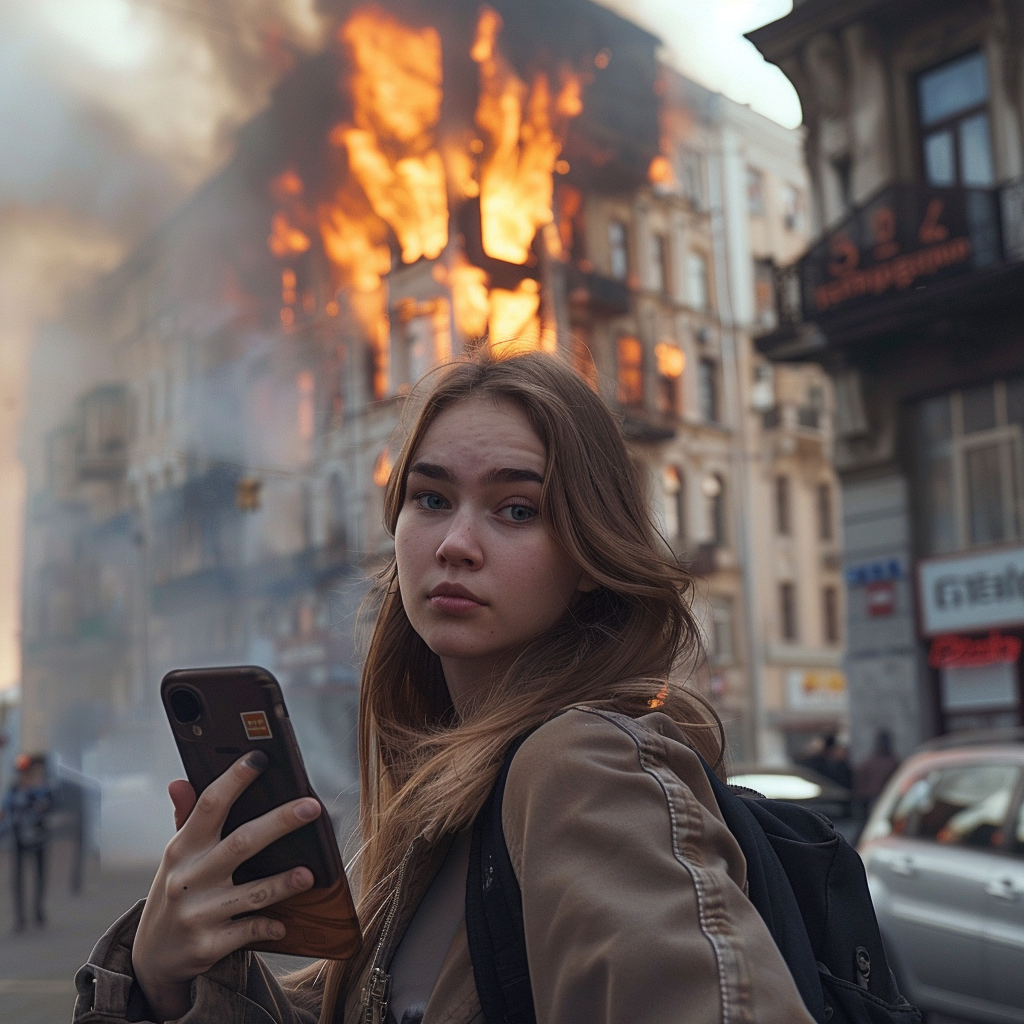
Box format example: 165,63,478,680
169,687,203,724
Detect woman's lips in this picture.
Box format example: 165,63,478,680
428,585,484,614
429,594,483,614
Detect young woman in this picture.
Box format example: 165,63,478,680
75,351,815,1024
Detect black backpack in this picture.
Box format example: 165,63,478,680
465,738,921,1024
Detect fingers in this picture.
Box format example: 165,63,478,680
168,780,197,831
220,867,314,917
178,751,270,844
205,796,322,876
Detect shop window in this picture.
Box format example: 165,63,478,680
913,381,1024,553
775,475,791,536
823,586,840,645
688,252,710,312
616,335,644,407
747,166,766,216
817,482,834,542
709,595,735,663
698,358,719,424
654,342,684,417
662,465,685,542
608,219,630,281
918,51,994,187
779,581,798,642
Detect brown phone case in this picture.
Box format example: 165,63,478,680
160,666,361,960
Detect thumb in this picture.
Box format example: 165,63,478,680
168,779,197,831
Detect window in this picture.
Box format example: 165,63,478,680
705,473,727,547
774,476,791,536
698,358,719,424
817,482,834,542
823,586,840,645
681,148,706,210
687,252,710,312
889,764,1019,849
782,183,803,231
649,232,671,295
746,166,766,216
708,595,735,663
616,335,644,407
326,472,347,551
779,582,798,642
654,342,684,417
753,259,776,331
608,220,629,280
662,465,685,542
918,51,993,187
913,379,1024,553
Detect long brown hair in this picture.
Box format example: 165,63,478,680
310,349,723,1019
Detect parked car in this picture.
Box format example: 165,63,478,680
858,730,1024,1024
728,764,857,839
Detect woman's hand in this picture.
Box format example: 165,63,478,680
131,752,321,1021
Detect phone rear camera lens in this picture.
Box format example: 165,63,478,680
169,688,203,724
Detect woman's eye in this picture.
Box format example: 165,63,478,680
414,492,448,511
499,502,538,522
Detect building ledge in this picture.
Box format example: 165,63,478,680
764,643,844,669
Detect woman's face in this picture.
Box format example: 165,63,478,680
395,395,590,708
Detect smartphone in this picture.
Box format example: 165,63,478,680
160,665,361,959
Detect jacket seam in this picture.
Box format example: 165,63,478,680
576,707,750,1024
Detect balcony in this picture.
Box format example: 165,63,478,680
760,180,1024,352
760,402,825,459
566,266,632,315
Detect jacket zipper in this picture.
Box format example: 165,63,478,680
361,842,416,1024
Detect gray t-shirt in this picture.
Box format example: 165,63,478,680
388,831,472,1024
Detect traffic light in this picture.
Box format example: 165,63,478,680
236,476,262,511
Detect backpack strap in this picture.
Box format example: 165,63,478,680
466,736,536,1024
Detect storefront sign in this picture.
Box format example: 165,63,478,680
845,557,905,586
866,581,896,617
787,669,847,712
918,546,1024,636
799,184,1000,323
929,632,1023,669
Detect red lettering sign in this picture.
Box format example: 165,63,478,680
866,580,896,617
928,632,1023,669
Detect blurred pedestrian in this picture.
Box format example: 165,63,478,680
853,729,901,818
799,733,853,790
0,752,53,930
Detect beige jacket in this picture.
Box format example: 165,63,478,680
75,708,816,1024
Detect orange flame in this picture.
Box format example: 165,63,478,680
472,8,582,266
268,212,311,258
335,7,448,264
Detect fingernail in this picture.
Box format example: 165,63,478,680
245,751,269,772
270,922,286,939
295,799,320,821
292,868,311,888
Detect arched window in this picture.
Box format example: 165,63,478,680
703,473,727,547
663,465,686,542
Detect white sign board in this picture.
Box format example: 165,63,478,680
786,670,848,712
918,546,1024,636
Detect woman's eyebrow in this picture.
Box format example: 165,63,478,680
407,462,543,486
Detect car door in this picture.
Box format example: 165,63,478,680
981,781,1024,1017
865,762,1020,1010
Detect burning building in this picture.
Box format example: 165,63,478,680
20,0,836,860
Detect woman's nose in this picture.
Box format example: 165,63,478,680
435,512,483,567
